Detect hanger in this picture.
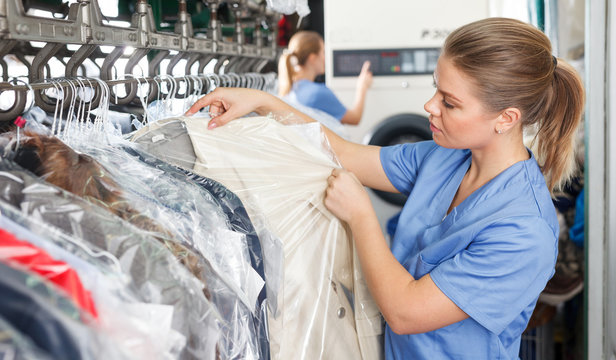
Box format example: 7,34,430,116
29,42,70,113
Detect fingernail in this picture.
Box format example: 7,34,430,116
208,121,218,130
184,111,193,116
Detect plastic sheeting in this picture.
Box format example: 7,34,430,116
63,138,269,360
267,0,310,17
0,315,54,360
132,115,384,360
0,261,131,360
0,124,277,360
0,199,186,360
281,98,350,140
0,160,220,360
0,228,99,318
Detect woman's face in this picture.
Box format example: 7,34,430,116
424,56,501,150
313,40,326,75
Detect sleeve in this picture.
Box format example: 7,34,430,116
379,141,438,196
429,216,557,334
305,86,347,120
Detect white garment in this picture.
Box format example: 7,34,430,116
132,116,383,360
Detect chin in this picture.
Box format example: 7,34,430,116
433,135,463,150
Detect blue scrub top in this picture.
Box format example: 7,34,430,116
285,79,347,120
380,141,558,360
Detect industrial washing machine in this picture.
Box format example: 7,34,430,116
323,0,491,234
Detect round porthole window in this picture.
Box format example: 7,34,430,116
367,113,432,206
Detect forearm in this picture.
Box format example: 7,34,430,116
353,84,368,117
340,87,368,125
349,211,418,327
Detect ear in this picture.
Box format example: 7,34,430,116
496,107,522,134
304,53,314,63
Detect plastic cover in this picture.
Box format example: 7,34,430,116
0,228,99,319
0,315,54,360
0,260,132,360
0,199,186,360
0,124,275,360
281,97,350,140
266,0,310,17
64,137,269,360
131,115,384,360
0,159,220,360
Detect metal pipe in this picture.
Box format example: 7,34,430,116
0,75,223,91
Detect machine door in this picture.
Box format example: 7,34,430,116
367,113,432,206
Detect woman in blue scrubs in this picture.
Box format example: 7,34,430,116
277,31,373,125
186,17,585,359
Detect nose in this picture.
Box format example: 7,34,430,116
424,91,441,117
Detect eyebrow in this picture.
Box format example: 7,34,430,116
432,76,463,103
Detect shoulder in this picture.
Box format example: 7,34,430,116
464,154,559,238
381,141,468,170
294,80,335,99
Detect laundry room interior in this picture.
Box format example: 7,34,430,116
0,0,614,359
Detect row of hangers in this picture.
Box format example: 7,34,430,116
0,0,282,122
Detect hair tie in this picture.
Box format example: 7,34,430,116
552,55,558,67
288,54,299,68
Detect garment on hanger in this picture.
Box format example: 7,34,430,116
132,115,384,360
120,144,278,360
0,200,185,360
0,228,98,318
0,160,220,360
0,315,54,360
1,127,275,360
62,136,265,360
0,261,130,360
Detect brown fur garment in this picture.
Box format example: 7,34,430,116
9,131,211,299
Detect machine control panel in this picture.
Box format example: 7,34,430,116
333,48,440,77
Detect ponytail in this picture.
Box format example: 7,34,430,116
276,31,324,97
532,60,585,192
443,17,585,194
277,51,296,97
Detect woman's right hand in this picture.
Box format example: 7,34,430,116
357,61,373,92
184,87,272,129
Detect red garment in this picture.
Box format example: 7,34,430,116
0,228,98,319
277,15,293,47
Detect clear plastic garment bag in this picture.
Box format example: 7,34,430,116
132,115,385,360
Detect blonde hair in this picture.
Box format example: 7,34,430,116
443,17,585,193
277,31,323,96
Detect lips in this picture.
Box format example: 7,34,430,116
429,122,441,133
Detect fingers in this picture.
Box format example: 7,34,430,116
207,109,236,130
361,61,371,72
184,92,214,116
331,168,343,176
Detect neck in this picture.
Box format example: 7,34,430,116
294,66,318,82
466,130,530,186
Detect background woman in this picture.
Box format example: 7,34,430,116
278,30,373,125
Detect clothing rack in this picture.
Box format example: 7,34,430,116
0,0,281,121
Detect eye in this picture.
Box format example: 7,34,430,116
442,98,454,109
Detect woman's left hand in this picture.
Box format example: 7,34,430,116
325,168,375,226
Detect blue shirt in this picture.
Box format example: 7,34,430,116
380,141,558,360
286,80,347,120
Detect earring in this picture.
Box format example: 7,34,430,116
496,128,503,134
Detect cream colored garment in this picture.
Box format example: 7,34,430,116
134,116,383,360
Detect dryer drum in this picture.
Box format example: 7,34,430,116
367,113,432,206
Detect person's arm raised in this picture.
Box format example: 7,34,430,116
185,87,397,192
340,61,372,125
